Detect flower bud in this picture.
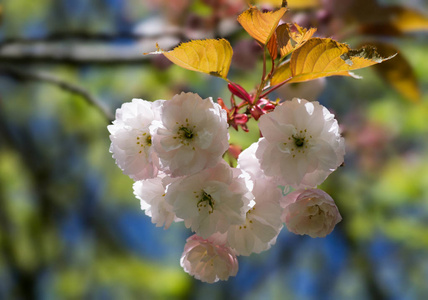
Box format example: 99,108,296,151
250,105,264,120
234,113,248,124
281,189,341,238
262,103,276,112
228,82,252,103
180,234,238,283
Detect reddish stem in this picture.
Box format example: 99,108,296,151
259,77,292,98
253,45,267,106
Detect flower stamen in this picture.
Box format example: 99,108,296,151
197,191,215,214
179,126,194,139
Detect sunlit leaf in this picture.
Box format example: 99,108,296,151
252,0,320,9
272,61,292,84
145,39,233,79
352,4,428,33
267,32,278,60
383,6,428,33
237,6,287,45
277,23,317,57
287,0,320,9
271,38,394,85
370,42,420,102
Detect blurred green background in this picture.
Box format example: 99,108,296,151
0,0,427,299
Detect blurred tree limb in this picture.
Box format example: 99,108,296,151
0,41,154,65
0,66,114,122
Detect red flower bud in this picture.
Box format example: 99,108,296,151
262,103,276,112
228,82,252,103
234,114,248,124
250,105,264,120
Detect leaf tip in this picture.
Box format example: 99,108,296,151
143,42,165,55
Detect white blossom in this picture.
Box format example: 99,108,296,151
256,98,345,188
226,144,284,256
133,174,181,229
108,99,164,180
165,161,253,239
180,234,238,283
281,188,342,238
236,142,266,179
153,92,229,177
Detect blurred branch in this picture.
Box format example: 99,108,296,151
0,27,242,65
0,42,154,65
0,32,144,45
0,66,114,122
0,32,182,65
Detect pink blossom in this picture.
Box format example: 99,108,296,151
281,188,342,238
226,144,283,256
180,234,238,283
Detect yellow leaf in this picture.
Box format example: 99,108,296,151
277,23,317,57
383,6,428,33
252,0,320,9
271,38,394,85
272,61,292,83
145,39,233,79
272,61,354,85
286,0,320,9
237,6,287,45
356,6,428,35
370,42,420,102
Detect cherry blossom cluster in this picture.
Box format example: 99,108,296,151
108,92,344,283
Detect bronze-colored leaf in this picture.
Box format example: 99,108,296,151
237,6,287,45
267,32,278,60
371,42,420,102
383,6,428,33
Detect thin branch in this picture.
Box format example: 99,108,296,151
253,45,267,104
0,66,114,122
259,76,292,98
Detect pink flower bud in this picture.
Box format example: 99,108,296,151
234,113,248,124
180,234,239,283
250,105,264,120
228,82,252,103
281,189,342,238
262,103,276,112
